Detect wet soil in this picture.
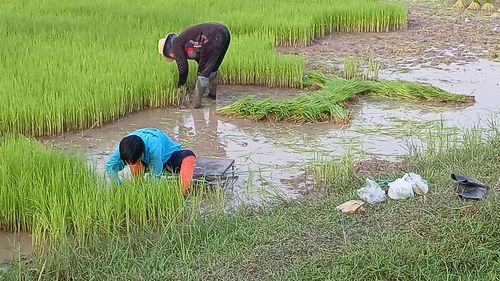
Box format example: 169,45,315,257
279,0,500,71
0,232,32,271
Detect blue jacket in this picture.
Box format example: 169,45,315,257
105,128,182,184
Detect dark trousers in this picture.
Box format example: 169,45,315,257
198,28,231,77
140,150,196,174
163,150,196,173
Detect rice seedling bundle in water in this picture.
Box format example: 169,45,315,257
454,0,467,10
0,0,406,136
468,0,482,10
482,0,496,11
218,74,474,123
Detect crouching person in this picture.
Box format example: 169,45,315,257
105,127,196,196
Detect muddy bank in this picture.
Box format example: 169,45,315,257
279,0,500,71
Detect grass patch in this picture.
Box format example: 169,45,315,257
218,72,474,123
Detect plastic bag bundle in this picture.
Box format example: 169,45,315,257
357,178,387,204
387,178,414,200
402,172,429,195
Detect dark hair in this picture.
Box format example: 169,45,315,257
163,33,177,57
119,135,145,164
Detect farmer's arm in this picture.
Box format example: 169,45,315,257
173,44,189,87
105,148,125,185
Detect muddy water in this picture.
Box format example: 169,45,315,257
0,232,32,270
42,60,500,204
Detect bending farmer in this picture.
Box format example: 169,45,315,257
158,22,231,109
105,128,196,195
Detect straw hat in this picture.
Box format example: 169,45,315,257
157,37,167,55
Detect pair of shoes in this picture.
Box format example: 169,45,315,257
451,174,489,200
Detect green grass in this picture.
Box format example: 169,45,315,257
0,0,407,136
2,122,499,280
218,73,474,123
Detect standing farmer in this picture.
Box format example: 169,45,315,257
105,128,196,196
157,22,231,109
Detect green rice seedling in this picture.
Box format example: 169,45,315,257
366,58,379,80
481,0,496,11
468,0,482,10
218,74,474,123
309,149,362,193
343,57,361,80
453,0,467,9
370,80,475,102
302,71,331,88
0,136,187,250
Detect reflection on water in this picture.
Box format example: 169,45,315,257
41,60,500,204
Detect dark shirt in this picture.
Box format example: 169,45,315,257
171,22,228,86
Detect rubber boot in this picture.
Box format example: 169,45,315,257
208,71,218,100
193,76,209,109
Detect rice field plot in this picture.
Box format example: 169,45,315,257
0,0,406,136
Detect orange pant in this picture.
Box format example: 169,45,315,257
128,156,196,195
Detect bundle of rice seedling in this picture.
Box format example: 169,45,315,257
482,0,496,11
453,0,467,9
219,79,372,123
468,0,482,10
370,80,475,102
218,75,474,123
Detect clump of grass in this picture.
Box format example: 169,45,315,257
468,0,482,10
343,57,361,80
453,0,467,9
219,78,371,123
218,73,474,123
366,58,380,80
482,0,496,11
342,57,379,81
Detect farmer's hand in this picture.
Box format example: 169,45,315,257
176,85,187,96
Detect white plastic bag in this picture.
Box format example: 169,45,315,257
357,178,387,204
402,172,429,195
387,178,414,200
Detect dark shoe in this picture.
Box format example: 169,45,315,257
451,174,489,200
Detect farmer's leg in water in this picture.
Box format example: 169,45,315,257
208,71,218,100
163,150,196,195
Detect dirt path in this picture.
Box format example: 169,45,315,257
279,0,500,71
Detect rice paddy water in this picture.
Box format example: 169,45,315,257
42,59,500,209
